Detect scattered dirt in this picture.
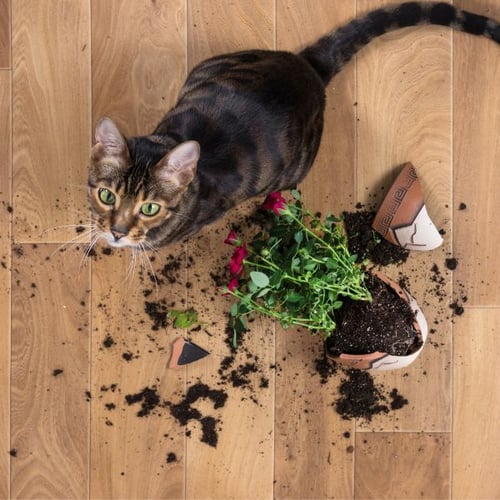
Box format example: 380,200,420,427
87,198,466,456
124,382,228,447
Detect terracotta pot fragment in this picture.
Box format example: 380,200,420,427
372,163,443,251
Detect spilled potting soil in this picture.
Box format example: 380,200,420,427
87,200,466,453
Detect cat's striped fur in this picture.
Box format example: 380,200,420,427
88,2,500,249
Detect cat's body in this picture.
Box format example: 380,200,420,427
88,2,500,249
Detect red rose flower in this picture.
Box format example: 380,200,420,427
262,191,287,215
227,277,239,292
224,229,240,246
229,244,249,276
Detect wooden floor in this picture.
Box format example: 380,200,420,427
1,0,500,498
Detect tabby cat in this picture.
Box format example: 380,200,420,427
88,2,500,249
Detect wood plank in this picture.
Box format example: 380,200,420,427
454,0,500,306
10,244,90,498
355,0,453,432
278,0,357,215
92,0,186,135
187,0,273,68
453,308,500,499
90,0,187,496
0,70,11,499
185,205,276,499
274,2,356,498
11,0,90,244
90,245,186,498
0,0,10,68
355,432,450,499
185,2,275,498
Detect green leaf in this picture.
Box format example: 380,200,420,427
291,189,301,200
304,261,316,271
256,287,271,298
230,302,239,317
286,292,303,303
294,231,304,244
250,271,269,288
169,308,198,329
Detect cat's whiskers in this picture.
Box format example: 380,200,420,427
48,226,98,260
79,232,102,270
41,222,94,237
125,247,139,285
138,242,159,296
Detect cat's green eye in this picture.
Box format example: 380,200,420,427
140,202,161,217
98,188,116,206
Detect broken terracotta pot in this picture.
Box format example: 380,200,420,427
326,271,428,371
169,337,210,369
372,163,443,251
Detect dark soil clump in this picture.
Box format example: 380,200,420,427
166,383,228,447
144,300,168,331
445,257,458,271
335,369,389,420
389,388,409,410
102,335,115,349
125,387,161,417
343,210,409,266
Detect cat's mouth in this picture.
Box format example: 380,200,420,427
100,231,142,249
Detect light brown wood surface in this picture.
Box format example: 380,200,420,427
2,1,500,498
0,70,11,499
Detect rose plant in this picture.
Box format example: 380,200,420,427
223,190,372,345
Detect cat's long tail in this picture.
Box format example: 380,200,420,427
300,2,500,85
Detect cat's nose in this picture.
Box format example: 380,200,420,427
111,226,128,241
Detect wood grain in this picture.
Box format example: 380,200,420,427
0,70,11,499
355,432,450,499
11,0,90,243
454,0,500,306
10,245,90,498
185,216,276,500
453,308,500,499
274,2,357,498
0,0,10,68
278,0,357,215
185,2,275,498
92,0,186,135
187,0,273,67
90,245,186,499
90,1,187,496
356,0,453,433
357,1,453,212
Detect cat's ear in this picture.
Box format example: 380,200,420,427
156,141,200,189
93,117,129,160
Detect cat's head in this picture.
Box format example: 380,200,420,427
88,118,200,248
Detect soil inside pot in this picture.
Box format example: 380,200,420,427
325,272,422,357
343,209,409,266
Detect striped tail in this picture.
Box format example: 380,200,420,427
300,2,500,85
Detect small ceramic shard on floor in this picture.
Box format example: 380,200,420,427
169,337,210,369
